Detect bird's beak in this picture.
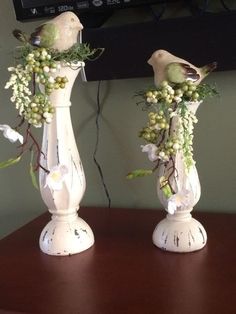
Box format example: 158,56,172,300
147,57,153,66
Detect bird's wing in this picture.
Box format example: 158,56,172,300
30,23,59,48
178,63,200,81
166,62,200,83
29,25,45,47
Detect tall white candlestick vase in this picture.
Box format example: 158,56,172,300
152,102,207,253
39,62,94,256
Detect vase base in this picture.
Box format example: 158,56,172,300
39,215,94,256
152,215,207,253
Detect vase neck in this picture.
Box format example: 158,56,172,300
167,210,192,222
51,209,78,221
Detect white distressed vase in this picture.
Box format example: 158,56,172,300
152,101,207,253
39,61,94,256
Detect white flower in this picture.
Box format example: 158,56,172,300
0,124,23,144
44,165,69,191
141,144,158,162
167,189,191,215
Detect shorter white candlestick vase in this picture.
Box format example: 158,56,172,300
153,102,207,252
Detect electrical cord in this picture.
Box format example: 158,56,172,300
93,80,112,208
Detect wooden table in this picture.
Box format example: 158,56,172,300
0,207,236,314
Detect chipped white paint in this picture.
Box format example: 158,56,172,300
152,102,207,253
39,62,94,256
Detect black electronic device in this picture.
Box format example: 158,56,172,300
13,0,173,21
11,1,236,81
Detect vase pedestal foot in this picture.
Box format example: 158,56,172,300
152,213,207,253
39,213,94,256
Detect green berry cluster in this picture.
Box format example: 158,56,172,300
179,81,200,101
139,109,183,161
145,80,200,106
139,111,169,143
25,48,68,96
164,137,182,156
155,136,182,162
24,94,55,127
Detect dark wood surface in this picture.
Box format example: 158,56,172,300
0,207,236,314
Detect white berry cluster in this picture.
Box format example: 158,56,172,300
5,65,32,113
177,107,198,169
5,47,68,128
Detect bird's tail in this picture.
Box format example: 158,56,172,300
201,62,217,75
12,29,29,43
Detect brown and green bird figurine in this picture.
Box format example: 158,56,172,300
148,49,217,86
13,11,83,52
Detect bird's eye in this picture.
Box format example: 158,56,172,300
71,17,75,22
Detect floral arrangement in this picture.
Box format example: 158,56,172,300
1,42,102,188
127,79,217,204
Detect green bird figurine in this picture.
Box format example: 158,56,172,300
148,49,217,86
13,11,83,52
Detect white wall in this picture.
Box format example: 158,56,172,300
0,0,236,239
